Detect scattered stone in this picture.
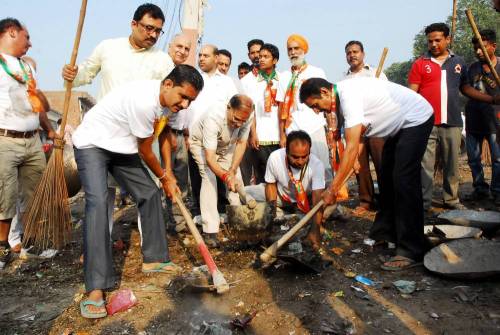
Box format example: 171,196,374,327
393,280,416,294
430,312,439,319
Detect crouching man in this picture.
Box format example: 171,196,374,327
72,65,203,318
245,130,328,252
189,95,253,247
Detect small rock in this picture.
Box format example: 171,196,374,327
430,312,439,319
236,301,244,307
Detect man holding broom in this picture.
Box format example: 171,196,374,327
0,18,56,269
72,65,203,318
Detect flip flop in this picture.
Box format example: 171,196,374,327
80,299,107,319
380,255,422,271
142,261,182,274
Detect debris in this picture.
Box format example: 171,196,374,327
363,238,375,246
351,248,362,254
39,248,58,258
280,225,290,231
344,271,356,278
196,321,232,335
489,313,500,319
73,293,84,303
350,285,369,300
106,288,138,316
14,312,36,321
430,312,439,319
331,247,344,255
288,241,303,254
230,311,257,330
320,319,355,334
452,286,477,303
298,292,311,299
333,290,344,297
236,301,244,307
355,275,374,286
392,280,416,294
35,271,43,279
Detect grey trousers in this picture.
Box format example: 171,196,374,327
74,147,170,292
421,125,462,209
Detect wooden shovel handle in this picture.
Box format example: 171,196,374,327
260,200,326,263
174,194,204,245
59,0,88,135
375,47,389,79
465,9,500,87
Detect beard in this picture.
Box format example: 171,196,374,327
290,55,305,67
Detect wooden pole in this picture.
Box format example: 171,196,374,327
465,9,500,86
375,47,389,78
451,0,458,46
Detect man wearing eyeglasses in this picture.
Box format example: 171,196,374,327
189,95,253,247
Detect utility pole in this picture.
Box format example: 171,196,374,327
181,0,205,66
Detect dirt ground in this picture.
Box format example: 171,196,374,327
1,155,500,335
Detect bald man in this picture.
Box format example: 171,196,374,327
276,34,332,183
189,95,253,247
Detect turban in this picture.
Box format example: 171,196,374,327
287,34,309,54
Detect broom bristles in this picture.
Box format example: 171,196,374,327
22,140,72,250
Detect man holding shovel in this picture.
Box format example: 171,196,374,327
189,95,253,247
72,65,203,318
299,77,435,271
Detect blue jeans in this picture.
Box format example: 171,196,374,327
466,133,500,196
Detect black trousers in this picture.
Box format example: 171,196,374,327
74,147,170,292
253,144,280,184
240,147,256,185
369,116,434,261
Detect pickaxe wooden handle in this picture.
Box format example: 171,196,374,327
174,195,229,294
235,183,257,209
260,200,328,264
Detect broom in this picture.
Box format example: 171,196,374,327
22,0,88,250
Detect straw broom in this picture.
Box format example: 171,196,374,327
22,0,88,250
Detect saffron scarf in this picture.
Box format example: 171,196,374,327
281,158,310,213
280,62,308,129
258,69,277,113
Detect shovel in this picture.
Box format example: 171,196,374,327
174,195,229,294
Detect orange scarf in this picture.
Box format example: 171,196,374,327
281,158,310,213
258,70,278,113
280,63,308,129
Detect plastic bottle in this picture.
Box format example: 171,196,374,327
106,288,138,315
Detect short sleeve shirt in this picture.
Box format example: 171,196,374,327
0,53,39,131
265,148,325,202
464,59,500,134
343,64,388,80
72,80,166,154
189,103,253,156
408,51,467,126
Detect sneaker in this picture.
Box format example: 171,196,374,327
203,233,220,248
0,245,11,270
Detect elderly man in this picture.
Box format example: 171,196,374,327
0,18,56,268
245,131,327,251
300,77,435,271
189,95,253,247
73,65,203,318
241,43,282,183
276,34,331,182
62,3,174,242
185,44,238,215
343,40,387,214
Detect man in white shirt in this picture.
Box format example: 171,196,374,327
185,44,238,214
241,43,282,183
0,18,56,269
245,131,328,251
189,95,253,247
216,49,232,75
72,65,203,318
343,40,387,215
300,77,434,271
276,34,331,182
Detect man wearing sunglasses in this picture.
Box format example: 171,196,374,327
189,95,253,247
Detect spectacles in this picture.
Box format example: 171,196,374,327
137,22,164,36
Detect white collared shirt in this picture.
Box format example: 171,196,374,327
72,37,175,101
276,64,327,135
343,64,388,80
241,70,281,142
185,69,238,131
73,80,168,154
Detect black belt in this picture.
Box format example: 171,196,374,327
171,128,184,135
0,128,38,138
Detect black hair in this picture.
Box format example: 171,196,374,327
163,64,204,92
286,131,312,153
229,94,244,110
133,3,165,22
0,18,23,34
247,39,264,51
238,62,251,72
345,40,364,52
472,29,497,44
425,23,450,37
217,49,232,61
260,43,279,60
299,77,332,103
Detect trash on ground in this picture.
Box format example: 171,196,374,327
106,288,138,316
331,247,344,255
333,290,344,297
39,248,58,258
355,275,374,286
351,248,362,254
393,280,416,294
430,312,439,319
363,238,375,246
230,311,257,330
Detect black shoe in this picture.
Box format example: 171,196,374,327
0,245,11,270
203,233,220,248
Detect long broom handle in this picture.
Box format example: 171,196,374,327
375,47,389,78
59,0,88,136
465,9,500,87
451,0,458,46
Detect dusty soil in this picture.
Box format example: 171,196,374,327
1,156,500,335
